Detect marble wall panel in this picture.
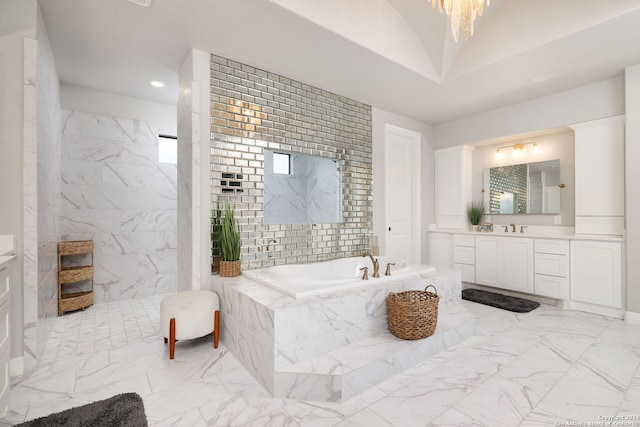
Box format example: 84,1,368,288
59,109,177,303
23,37,40,373
176,75,194,292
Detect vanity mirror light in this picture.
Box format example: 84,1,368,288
264,149,342,224
483,159,561,214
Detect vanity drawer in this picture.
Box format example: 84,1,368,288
535,239,568,255
453,246,475,265
535,274,568,299
535,253,568,277
454,263,475,283
454,234,475,247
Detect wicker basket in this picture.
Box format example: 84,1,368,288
58,291,93,316
58,240,93,256
387,284,439,340
220,260,241,277
59,266,93,283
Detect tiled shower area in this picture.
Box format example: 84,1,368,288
58,110,177,302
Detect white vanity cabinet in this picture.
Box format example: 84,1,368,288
428,232,453,269
475,236,534,293
434,146,473,229
534,239,569,299
570,240,622,311
570,116,625,236
453,234,475,283
475,236,500,287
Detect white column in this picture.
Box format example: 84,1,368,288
177,49,211,291
625,64,640,319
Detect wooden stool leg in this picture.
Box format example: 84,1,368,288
169,317,176,359
213,310,220,349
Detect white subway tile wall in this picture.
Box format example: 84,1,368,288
209,54,373,270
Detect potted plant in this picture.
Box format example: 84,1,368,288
467,201,485,232
211,208,222,273
220,203,241,277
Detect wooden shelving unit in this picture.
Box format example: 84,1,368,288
58,240,94,316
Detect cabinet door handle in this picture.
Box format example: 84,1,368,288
388,227,391,231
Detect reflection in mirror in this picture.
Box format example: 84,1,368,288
484,159,561,214
264,150,342,224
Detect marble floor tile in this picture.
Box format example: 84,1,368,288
4,295,640,426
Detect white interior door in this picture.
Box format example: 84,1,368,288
384,125,420,263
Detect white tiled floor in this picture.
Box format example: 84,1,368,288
2,297,640,426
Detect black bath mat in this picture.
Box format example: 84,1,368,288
462,288,540,313
16,392,147,427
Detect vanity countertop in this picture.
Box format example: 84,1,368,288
431,227,624,242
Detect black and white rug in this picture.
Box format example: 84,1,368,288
16,392,147,427
462,288,540,313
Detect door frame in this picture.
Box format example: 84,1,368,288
384,124,421,263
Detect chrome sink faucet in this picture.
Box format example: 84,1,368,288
362,253,380,278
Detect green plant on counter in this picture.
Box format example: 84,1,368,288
220,203,241,262
467,201,486,226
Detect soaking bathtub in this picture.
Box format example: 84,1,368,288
242,256,437,298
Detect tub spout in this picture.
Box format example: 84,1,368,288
362,252,380,278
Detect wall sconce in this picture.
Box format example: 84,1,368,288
495,141,538,159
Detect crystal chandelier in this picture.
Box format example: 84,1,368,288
431,0,490,42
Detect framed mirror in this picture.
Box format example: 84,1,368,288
483,159,561,214
263,149,342,224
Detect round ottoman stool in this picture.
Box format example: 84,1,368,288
160,290,220,359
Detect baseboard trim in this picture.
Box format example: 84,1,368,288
570,301,624,319
10,357,24,377
625,311,640,325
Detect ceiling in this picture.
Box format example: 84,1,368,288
38,0,640,125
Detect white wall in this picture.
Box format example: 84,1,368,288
61,84,176,134
372,107,434,264
471,131,575,226
625,65,640,314
434,76,625,149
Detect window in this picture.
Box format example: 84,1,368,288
158,135,177,164
273,152,290,174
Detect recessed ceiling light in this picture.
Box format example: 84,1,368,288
150,81,165,88
128,0,153,7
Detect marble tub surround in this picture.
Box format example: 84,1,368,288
3,296,639,425
211,268,474,401
58,109,177,302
